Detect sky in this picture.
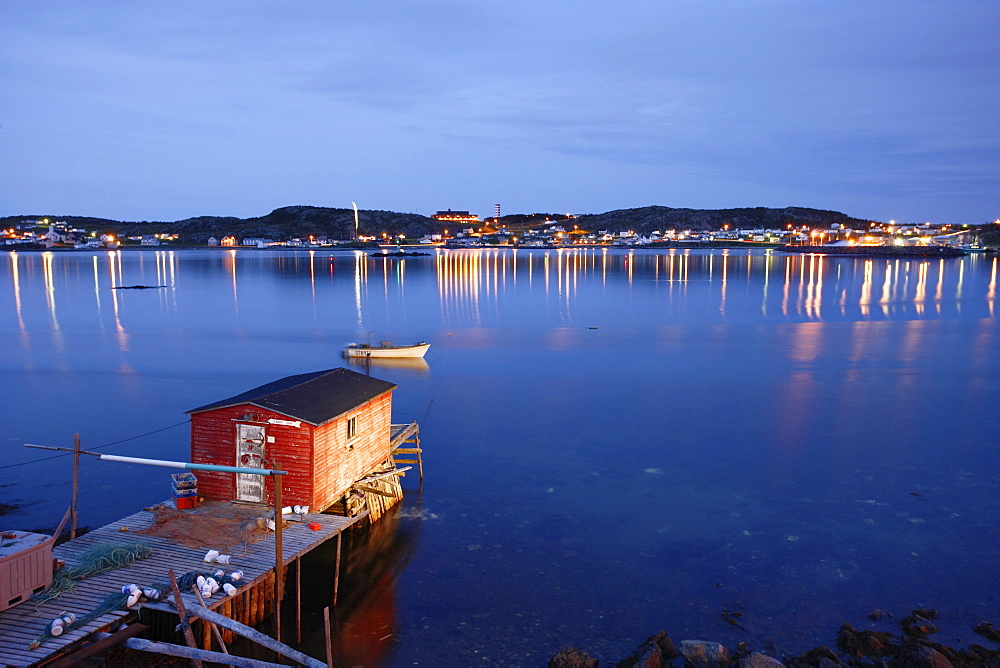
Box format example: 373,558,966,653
1,1,997,225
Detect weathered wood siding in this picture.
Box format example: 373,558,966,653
189,403,315,507
312,391,394,511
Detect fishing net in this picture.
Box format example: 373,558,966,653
135,503,271,553
28,568,246,650
32,542,154,607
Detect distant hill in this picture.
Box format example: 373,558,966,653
571,206,870,234
134,206,440,244
1,204,872,242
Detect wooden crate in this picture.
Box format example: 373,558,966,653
0,531,53,612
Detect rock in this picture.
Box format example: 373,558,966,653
961,643,1000,664
836,622,895,657
867,610,885,621
902,646,952,668
796,646,843,667
901,615,940,639
740,652,785,668
653,631,681,661
680,640,731,667
549,647,598,668
973,621,1000,643
618,632,680,668
631,641,663,668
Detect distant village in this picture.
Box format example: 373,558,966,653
2,211,995,251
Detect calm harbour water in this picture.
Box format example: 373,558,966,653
1,247,998,665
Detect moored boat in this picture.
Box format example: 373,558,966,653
343,341,430,358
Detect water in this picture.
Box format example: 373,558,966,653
2,247,998,665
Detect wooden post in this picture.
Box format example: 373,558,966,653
94,633,289,667
295,557,301,644
193,584,229,654
273,467,283,642
183,602,325,668
323,606,333,668
168,568,204,668
333,532,342,607
415,432,423,480
71,433,81,539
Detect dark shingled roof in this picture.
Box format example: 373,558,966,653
187,368,397,426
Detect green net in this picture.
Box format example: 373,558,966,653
32,541,154,607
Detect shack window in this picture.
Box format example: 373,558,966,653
347,416,358,440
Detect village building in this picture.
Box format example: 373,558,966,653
186,368,397,512
431,209,478,224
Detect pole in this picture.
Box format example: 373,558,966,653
333,532,342,607
192,585,229,655
26,446,288,478
168,569,204,668
323,606,333,668
71,433,81,540
295,557,301,645
273,467,283,642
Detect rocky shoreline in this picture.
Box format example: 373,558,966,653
550,610,1000,668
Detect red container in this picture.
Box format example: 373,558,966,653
175,496,199,510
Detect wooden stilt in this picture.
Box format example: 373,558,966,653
273,467,283,642
168,568,204,668
415,433,423,479
295,557,301,645
71,433,81,539
323,606,333,668
193,584,229,654
183,602,325,668
333,532,342,607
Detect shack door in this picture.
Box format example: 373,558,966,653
235,424,266,503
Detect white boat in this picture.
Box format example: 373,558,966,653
343,341,430,358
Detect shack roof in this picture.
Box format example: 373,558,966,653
187,368,397,425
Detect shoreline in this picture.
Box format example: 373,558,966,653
553,611,1000,667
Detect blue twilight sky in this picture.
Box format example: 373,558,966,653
1,1,997,225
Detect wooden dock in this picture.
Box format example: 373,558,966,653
0,502,363,666
0,422,421,666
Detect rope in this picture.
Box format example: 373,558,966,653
1,420,191,470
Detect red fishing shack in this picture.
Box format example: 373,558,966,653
187,368,397,511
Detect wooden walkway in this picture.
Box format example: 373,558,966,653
390,422,419,448
0,503,363,667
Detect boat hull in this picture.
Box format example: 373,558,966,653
343,343,430,359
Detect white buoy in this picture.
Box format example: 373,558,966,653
127,589,142,607
203,549,220,562
230,570,244,581
196,575,206,588
281,506,293,515
216,554,232,565
49,620,64,636
223,583,237,596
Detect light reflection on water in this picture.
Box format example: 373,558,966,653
1,247,997,664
